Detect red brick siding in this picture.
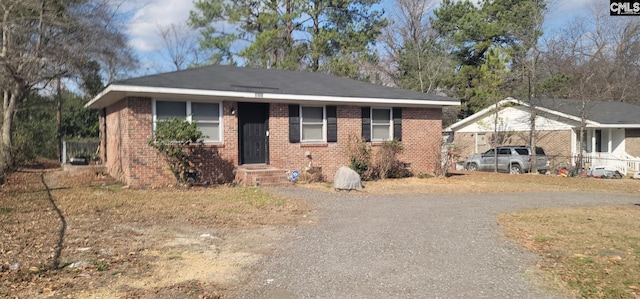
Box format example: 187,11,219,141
106,99,444,187
396,107,442,175
268,104,361,180
188,101,239,184
269,104,442,179
105,99,127,182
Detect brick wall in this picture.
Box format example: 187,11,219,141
105,99,127,182
269,104,442,179
106,98,444,187
396,107,442,175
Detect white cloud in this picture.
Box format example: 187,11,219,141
124,0,196,53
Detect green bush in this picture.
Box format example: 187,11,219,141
148,118,204,185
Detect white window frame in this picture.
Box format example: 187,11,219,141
371,107,393,141
152,99,223,144
300,105,326,143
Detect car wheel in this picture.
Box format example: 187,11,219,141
510,164,522,174
467,163,478,171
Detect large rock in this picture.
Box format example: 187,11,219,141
333,166,363,191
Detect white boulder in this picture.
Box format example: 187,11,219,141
333,166,363,191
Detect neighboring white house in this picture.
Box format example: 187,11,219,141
445,97,640,175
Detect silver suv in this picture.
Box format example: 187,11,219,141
463,146,549,174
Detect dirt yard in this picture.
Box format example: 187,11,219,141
2,163,640,298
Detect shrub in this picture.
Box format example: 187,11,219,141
346,136,411,180
297,167,324,184
434,142,461,177
374,140,410,179
346,136,374,180
147,118,204,185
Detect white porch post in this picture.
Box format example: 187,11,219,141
591,129,596,153
608,128,612,154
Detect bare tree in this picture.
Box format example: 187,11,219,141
542,1,640,104
0,0,134,180
157,23,202,71
508,0,550,173
535,0,640,171
378,0,453,92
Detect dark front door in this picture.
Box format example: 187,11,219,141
238,102,269,164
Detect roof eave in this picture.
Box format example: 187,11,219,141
591,124,640,128
85,85,461,109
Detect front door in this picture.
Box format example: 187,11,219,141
238,102,269,164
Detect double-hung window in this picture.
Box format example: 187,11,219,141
371,108,392,141
288,104,337,143
191,102,221,142
153,100,222,143
361,107,401,142
301,106,325,142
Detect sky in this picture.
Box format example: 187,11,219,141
121,0,593,75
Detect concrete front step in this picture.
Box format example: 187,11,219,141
234,166,293,187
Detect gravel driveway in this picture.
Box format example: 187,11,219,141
235,189,640,299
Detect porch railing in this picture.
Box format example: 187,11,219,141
571,152,640,175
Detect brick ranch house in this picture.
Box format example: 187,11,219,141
445,97,640,175
85,65,460,187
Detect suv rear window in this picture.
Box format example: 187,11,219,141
514,148,528,155
535,147,546,155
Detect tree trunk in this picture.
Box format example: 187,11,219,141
0,90,17,182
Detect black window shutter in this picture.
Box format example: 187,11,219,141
289,104,300,143
361,107,371,142
326,106,337,142
393,107,402,141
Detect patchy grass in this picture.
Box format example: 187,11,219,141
498,206,640,299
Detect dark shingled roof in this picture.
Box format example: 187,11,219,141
111,64,456,102
536,98,640,125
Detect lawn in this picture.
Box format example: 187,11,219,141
2,164,639,298
498,206,640,299
0,164,312,298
